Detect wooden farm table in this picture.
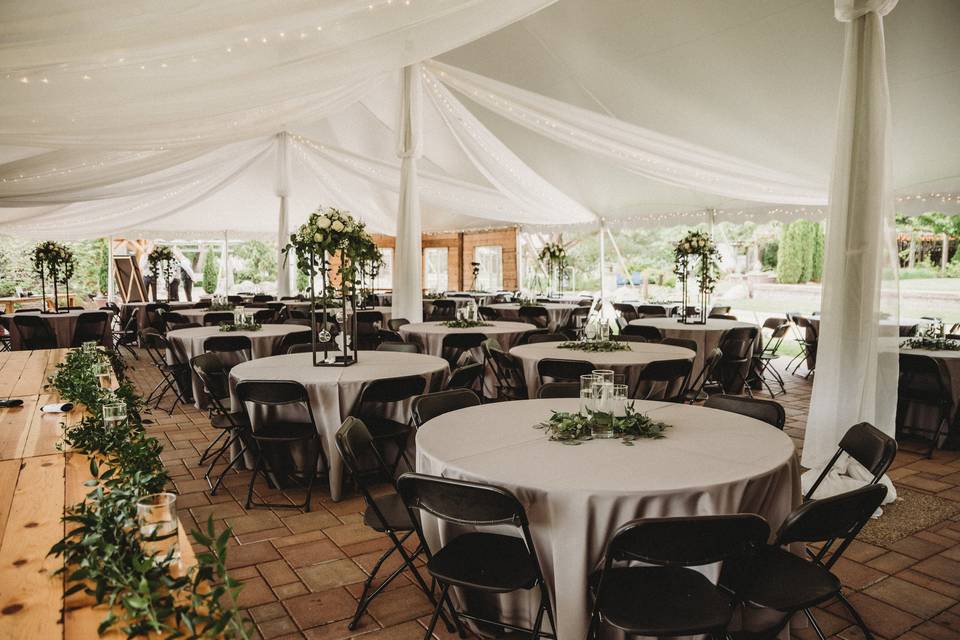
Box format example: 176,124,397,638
0,294,79,313
0,348,196,639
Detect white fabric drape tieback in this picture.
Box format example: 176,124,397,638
835,0,898,21
801,455,897,517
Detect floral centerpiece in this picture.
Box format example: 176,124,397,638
901,319,960,351
538,242,567,296
536,404,670,445
32,241,75,313
557,340,631,353
674,230,721,325
283,205,381,367
147,246,177,299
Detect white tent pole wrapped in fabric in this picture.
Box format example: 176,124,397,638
275,131,292,298
393,64,424,323
803,0,901,472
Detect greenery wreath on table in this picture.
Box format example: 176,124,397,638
536,404,670,445
557,340,631,353
218,321,262,332
901,320,960,351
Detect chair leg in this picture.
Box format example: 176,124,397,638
245,447,265,509
348,536,405,629
198,427,230,465
836,593,874,640
301,437,319,512
422,583,450,640
802,608,829,640
209,442,246,495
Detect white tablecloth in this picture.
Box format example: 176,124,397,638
509,341,695,398
399,321,535,396
230,351,449,501
487,302,577,332
177,307,262,324
7,309,113,350
628,317,758,383
417,398,801,640
167,324,307,407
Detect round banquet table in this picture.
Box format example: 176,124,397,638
510,341,695,398
177,307,262,324
417,398,800,640
628,316,757,375
6,309,113,350
487,302,577,332
166,324,307,408
230,351,449,501
398,320,535,396
120,301,193,333
900,347,960,447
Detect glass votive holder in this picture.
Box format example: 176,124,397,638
93,362,112,388
611,383,629,418
102,402,127,431
590,380,616,439
136,493,180,563
592,369,615,384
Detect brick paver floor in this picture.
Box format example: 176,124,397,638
125,353,960,640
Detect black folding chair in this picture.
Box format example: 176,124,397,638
202,334,252,372
446,362,483,392
440,332,485,368
709,305,731,316
589,514,769,640
203,311,235,326
0,315,10,352
622,324,663,341
190,353,251,494
519,305,550,329
353,310,384,350
71,311,110,347
537,357,594,384
788,314,818,377
537,381,581,399
720,485,888,640
235,380,326,511
113,307,140,359
633,358,693,401
636,305,668,318
387,318,410,332
140,328,191,413
804,422,897,501
335,419,454,633
12,314,58,350
252,294,274,303
482,338,527,401
896,352,953,458
754,317,791,396
716,326,759,396
275,329,312,356
613,303,638,323
429,300,457,321
478,305,500,321
704,394,785,429
398,473,556,639
412,388,481,427
684,347,723,403
352,375,426,475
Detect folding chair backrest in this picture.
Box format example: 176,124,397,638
519,305,549,328
72,311,110,345
661,337,698,353
204,311,234,325
412,389,481,426
839,421,898,478
191,352,230,400
527,332,566,344
704,394,785,429
636,305,668,317
336,417,393,491
359,375,426,406
606,515,769,568
622,324,663,341
719,327,758,361
387,318,410,332
377,342,419,353
537,357,594,382
447,362,483,390
203,335,252,353
537,382,581,398
478,306,500,321
398,473,527,527
236,379,309,406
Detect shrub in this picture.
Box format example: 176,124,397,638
761,241,778,271
202,249,219,293
777,220,823,284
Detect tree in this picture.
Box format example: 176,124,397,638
233,240,277,284
202,249,219,294
810,222,824,282
777,220,822,284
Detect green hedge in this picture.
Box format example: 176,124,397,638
777,220,824,284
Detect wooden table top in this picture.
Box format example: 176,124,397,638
0,349,195,639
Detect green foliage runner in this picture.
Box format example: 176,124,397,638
536,404,670,445
48,348,251,638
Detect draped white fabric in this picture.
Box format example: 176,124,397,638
393,65,424,323
802,0,900,469
427,61,828,206
275,132,292,297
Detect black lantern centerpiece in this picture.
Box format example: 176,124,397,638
674,230,721,325
284,206,383,367
31,241,75,314
147,245,177,301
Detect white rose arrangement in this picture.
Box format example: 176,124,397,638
674,230,721,294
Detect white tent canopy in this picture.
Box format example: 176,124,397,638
1,0,958,240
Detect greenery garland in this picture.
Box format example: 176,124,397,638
536,404,670,445
218,321,262,332
48,347,251,639
557,340,631,353
440,319,492,329
901,320,960,351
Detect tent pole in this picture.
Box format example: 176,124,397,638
275,132,292,297
392,64,424,323
598,220,606,301
107,236,115,302
222,231,230,294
